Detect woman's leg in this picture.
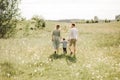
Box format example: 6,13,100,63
53,40,57,53
56,39,60,53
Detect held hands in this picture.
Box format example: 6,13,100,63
67,38,70,41
52,38,53,41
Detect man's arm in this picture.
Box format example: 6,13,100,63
68,29,71,41
76,29,78,40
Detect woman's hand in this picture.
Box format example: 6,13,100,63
52,38,54,41
68,39,70,41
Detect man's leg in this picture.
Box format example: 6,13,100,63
73,39,77,54
69,40,73,54
73,45,76,54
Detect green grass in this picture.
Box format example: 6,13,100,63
0,21,120,80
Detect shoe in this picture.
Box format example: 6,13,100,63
54,51,56,54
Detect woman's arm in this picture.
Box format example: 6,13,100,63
59,30,62,39
52,31,54,41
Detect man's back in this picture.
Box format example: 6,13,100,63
69,27,78,39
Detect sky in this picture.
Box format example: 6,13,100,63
19,0,120,20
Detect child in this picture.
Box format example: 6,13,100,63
61,38,68,54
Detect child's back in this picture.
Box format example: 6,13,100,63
61,38,67,54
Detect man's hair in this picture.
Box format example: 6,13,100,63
63,38,65,40
72,23,75,26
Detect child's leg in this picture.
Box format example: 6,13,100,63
65,48,67,53
63,48,67,54
63,48,65,53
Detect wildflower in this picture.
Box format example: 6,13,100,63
7,73,10,77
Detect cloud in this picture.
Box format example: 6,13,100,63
19,0,120,20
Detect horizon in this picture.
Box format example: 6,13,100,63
19,0,120,20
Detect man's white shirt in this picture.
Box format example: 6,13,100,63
69,27,78,40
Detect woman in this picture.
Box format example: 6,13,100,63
52,25,61,54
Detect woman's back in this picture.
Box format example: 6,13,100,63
52,29,60,38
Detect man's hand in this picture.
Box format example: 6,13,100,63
68,39,70,42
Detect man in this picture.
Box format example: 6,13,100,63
68,23,78,55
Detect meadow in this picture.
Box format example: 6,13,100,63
0,21,120,80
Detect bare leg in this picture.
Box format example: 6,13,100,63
69,46,71,52
73,45,76,54
69,45,74,55
73,40,77,55
69,45,72,52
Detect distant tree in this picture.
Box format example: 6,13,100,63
94,16,99,23
0,0,20,38
95,21,98,23
42,22,46,28
31,15,46,29
117,20,119,22
115,15,120,21
86,20,90,23
79,20,86,23
105,19,111,23
91,19,95,23
21,17,26,21
105,19,107,23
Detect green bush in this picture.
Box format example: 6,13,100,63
117,20,119,22
105,20,110,23
95,21,98,23
0,0,20,38
31,15,46,29
86,20,90,23
24,23,30,37
91,19,95,23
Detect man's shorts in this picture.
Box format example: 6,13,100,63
69,39,77,47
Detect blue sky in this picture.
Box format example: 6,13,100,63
19,0,120,20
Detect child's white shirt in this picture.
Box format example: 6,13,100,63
61,40,67,48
